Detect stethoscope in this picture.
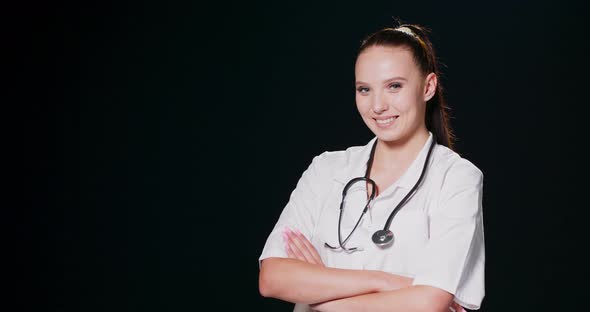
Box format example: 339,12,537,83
324,134,437,252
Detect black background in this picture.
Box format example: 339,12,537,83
23,0,589,311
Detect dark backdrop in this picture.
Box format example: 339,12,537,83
24,0,589,311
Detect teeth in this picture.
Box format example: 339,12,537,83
376,117,396,124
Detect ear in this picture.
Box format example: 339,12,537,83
423,73,437,102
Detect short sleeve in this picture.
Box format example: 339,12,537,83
412,159,485,310
258,153,327,267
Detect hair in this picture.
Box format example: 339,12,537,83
357,22,455,150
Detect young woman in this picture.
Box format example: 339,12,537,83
258,23,485,312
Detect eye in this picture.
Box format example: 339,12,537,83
388,82,402,90
356,86,370,94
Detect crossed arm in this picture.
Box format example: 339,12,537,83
259,228,464,312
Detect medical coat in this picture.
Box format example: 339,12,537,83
259,131,485,310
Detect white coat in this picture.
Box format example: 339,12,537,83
259,131,485,310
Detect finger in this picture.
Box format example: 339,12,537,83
285,242,296,259
289,229,319,264
284,227,323,265
286,229,316,263
450,301,464,312
294,229,323,265
283,229,307,261
286,230,312,262
283,232,296,258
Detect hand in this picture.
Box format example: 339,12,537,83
282,227,324,266
449,301,466,312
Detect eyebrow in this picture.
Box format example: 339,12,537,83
355,76,407,85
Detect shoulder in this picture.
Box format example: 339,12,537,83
432,144,484,188
431,145,484,217
309,143,366,175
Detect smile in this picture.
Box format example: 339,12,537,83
374,116,399,128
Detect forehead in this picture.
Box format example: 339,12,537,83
355,46,419,80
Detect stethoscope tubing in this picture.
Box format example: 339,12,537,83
330,134,437,251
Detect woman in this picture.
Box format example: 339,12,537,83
258,23,485,312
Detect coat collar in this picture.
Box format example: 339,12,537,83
332,131,435,190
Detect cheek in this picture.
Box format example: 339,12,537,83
395,92,420,113
355,95,370,112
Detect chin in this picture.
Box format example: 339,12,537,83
376,133,402,143
370,128,402,142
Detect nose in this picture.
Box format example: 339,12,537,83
371,92,388,114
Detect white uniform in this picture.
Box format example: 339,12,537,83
259,132,485,310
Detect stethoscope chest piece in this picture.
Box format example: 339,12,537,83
372,229,394,247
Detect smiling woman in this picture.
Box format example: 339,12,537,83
258,22,485,312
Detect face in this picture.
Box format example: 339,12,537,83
355,45,436,143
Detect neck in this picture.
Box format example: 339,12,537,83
373,127,430,170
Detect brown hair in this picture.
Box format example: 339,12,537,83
357,23,455,150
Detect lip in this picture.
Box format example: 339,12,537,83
373,115,399,120
373,115,399,128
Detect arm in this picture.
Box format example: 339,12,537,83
259,229,413,305
311,285,454,312
259,258,411,305
265,228,465,312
